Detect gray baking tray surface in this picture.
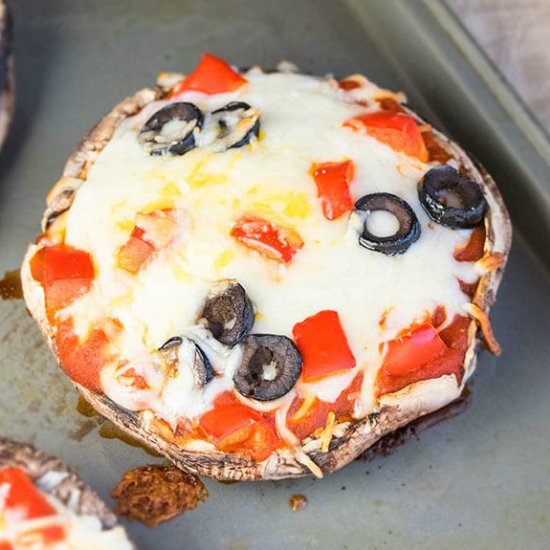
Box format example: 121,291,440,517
1,1,549,548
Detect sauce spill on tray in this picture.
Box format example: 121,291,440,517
76,396,99,417
289,494,307,512
0,269,22,300
75,396,161,456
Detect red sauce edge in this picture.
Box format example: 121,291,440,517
375,315,469,397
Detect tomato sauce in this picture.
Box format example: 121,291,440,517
198,391,282,462
421,130,452,163
287,375,362,441
338,79,361,91
455,226,486,262
0,269,22,300
455,225,486,298
377,97,405,113
375,315,469,397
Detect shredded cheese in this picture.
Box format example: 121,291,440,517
476,251,505,273
466,302,502,356
318,411,336,453
290,395,317,422
294,449,324,479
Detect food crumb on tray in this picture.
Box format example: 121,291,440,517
112,464,208,527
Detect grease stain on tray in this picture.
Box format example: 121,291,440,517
98,421,162,457
73,396,161,456
0,299,82,442
69,419,100,442
76,395,99,417
0,295,158,459
289,494,307,511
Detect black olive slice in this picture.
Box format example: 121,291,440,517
158,336,214,388
355,193,420,255
233,334,302,401
418,165,487,228
138,102,203,156
199,280,255,346
211,101,260,150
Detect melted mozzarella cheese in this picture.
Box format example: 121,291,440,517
64,70,478,429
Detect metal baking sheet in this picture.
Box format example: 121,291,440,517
1,1,549,548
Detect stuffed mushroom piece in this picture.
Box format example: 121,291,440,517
0,437,133,548
22,54,511,480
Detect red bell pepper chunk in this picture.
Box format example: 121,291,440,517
311,160,355,220
375,319,470,397
199,404,260,443
0,542,14,550
381,323,448,376
343,111,428,162
19,525,66,546
117,211,176,274
45,279,94,319
23,525,65,548
231,216,304,264
116,226,155,275
41,245,95,317
199,404,279,462
29,247,45,283
170,53,247,96
54,320,109,393
292,310,356,381
43,245,94,284
0,468,57,520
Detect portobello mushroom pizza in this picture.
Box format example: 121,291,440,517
22,54,511,480
0,437,133,549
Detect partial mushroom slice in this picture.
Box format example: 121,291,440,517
138,101,203,156
42,176,83,231
209,101,261,150
233,334,302,401
418,164,487,228
199,280,255,346
0,437,134,546
159,336,214,388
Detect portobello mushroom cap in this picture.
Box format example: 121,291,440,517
21,71,511,481
0,436,125,531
